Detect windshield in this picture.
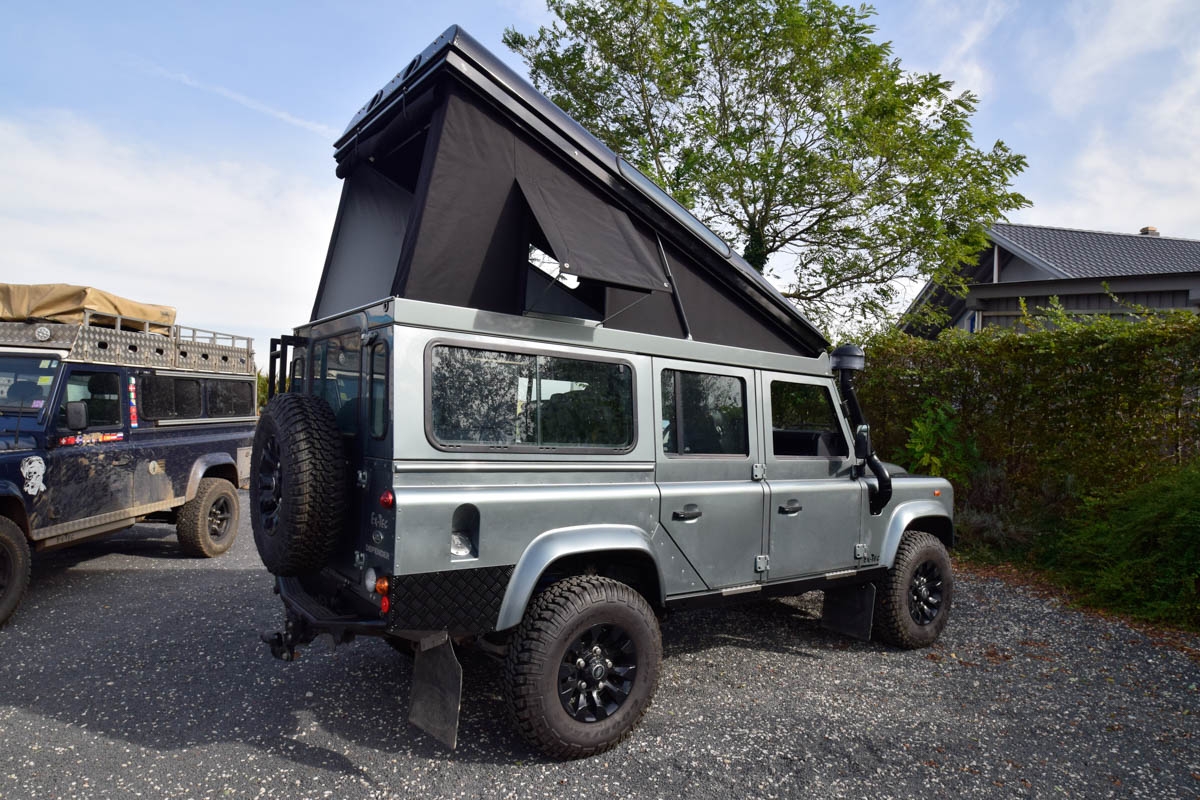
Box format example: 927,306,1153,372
0,355,61,418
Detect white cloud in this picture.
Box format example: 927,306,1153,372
0,113,340,363
1045,0,1193,114
1016,47,1200,237
147,64,340,140
928,0,1011,99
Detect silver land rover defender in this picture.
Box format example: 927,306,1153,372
253,26,954,759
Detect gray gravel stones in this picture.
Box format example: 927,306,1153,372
0,496,1196,799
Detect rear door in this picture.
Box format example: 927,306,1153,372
654,359,765,590
760,372,863,580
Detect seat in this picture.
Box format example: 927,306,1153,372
85,372,122,426
4,380,42,406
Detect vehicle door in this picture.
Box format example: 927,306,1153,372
309,326,394,557
35,366,135,533
759,372,863,581
654,359,765,590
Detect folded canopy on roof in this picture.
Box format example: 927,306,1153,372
310,25,828,358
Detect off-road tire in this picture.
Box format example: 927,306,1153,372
873,530,953,649
250,393,346,576
503,575,662,759
0,517,32,627
176,477,239,558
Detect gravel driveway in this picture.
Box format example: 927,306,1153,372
1,495,1196,799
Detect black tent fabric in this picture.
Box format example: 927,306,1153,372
314,166,413,321
515,153,668,294
311,25,830,357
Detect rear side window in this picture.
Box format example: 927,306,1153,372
660,370,747,456
769,381,848,457
135,375,256,422
429,345,634,451
139,376,203,420
207,380,255,417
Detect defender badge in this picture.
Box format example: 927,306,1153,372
20,456,47,496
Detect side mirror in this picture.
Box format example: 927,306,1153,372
65,400,89,431
854,424,871,460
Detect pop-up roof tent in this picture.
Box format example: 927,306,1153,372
311,25,828,357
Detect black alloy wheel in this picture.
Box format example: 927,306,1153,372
208,494,235,543
256,433,282,537
557,623,638,722
908,559,944,626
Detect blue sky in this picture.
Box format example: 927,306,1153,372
3,0,1199,353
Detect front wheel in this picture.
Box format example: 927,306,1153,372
0,517,32,627
873,531,954,649
503,576,662,759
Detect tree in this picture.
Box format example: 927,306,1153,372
504,0,1029,329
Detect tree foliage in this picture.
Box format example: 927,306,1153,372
505,0,1029,328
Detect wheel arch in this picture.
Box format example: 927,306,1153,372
879,500,955,568
495,525,664,632
184,454,238,502
0,483,30,538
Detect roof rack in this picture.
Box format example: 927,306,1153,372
0,310,255,375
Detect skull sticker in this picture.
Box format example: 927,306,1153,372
20,456,47,496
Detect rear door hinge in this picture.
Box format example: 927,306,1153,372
752,463,766,481
854,543,868,559
754,554,770,573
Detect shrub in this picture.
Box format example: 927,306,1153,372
1040,459,1200,629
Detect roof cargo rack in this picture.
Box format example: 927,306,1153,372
0,310,255,375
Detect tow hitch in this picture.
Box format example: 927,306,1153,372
260,615,311,662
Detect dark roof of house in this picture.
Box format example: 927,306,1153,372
991,223,1200,280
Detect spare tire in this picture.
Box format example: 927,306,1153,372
250,393,346,576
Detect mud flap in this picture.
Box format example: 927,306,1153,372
408,632,463,749
820,583,875,641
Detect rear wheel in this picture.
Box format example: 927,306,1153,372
177,477,239,557
503,576,661,759
0,517,31,627
873,531,953,649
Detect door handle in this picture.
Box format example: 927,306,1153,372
672,504,702,522
777,499,803,515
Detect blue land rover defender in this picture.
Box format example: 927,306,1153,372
0,286,257,626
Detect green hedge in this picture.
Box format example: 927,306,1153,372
857,312,1200,548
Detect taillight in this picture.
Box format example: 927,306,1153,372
379,489,395,509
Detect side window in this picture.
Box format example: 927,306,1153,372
139,376,203,420
207,380,255,417
58,370,122,427
369,342,388,439
769,381,848,458
429,345,634,450
313,333,363,435
660,370,747,456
